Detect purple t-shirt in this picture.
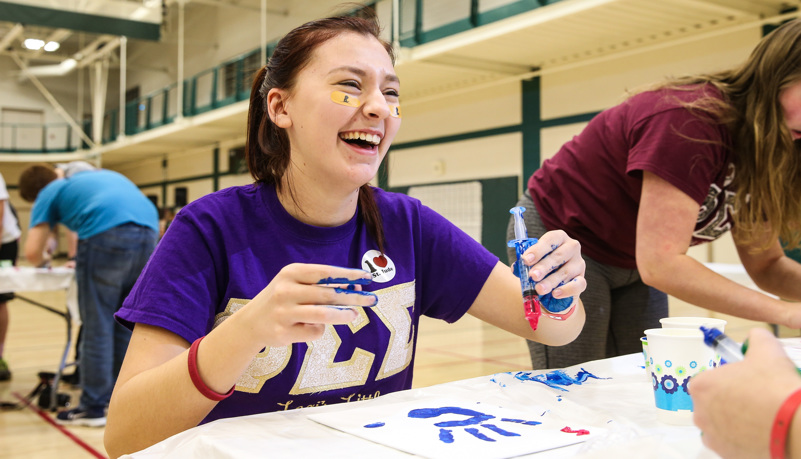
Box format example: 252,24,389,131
117,184,497,422
530,86,735,269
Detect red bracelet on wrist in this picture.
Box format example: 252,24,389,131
542,300,577,321
771,387,801,459
188,336,235,401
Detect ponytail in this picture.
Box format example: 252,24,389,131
359,185,386,255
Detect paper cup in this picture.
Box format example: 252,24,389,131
644,328,716,425
659,316,727,332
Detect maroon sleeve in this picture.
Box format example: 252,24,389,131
626,106,729,205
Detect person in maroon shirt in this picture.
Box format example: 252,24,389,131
508,18,801,371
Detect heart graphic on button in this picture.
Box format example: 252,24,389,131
373,255,388,268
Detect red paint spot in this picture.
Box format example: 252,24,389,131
561,426,590,436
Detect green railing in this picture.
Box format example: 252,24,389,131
1,0,559,152
399,0,561,47
0,122,78,153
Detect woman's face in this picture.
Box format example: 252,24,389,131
275,32,401,191
780,80,801,140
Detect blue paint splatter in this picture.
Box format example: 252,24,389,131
408,407,493,427
364,422,385,428
501,418,542,426
408,407,547,444
464,427,495,442
513,368,607,392
482,424,520,437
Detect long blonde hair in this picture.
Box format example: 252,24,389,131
647,19,801,250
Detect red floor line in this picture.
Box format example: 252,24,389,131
13,392,108,459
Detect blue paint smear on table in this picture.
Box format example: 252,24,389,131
439,428,454,443
364,406,546,444
511,368,608,392
464,427,495,441
404,406,544,444
482,424,520,437
408,407,493,427
501,418,542,426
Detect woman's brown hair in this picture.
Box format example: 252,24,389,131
245,11,393,254
648,19,801,250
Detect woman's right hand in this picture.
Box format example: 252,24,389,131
241,263,376,348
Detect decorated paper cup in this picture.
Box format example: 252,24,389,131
659,317,726,367
659,316,727,332
644,328,716,425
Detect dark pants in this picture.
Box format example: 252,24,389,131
0,239,18,302
506,191,668,370
75,223,157,410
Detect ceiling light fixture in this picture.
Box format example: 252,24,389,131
43,41,60,52
23,38,45,50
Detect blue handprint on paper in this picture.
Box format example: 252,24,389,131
406,407,541,443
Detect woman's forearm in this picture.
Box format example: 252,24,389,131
639,253,793,326
105,315,266,457
749,255,801,303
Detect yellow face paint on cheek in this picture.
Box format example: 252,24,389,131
331,91,361,108
331,91,401,118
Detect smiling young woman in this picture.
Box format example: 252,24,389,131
103,12,588,458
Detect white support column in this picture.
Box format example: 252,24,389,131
77,41,84,150
119,36,127,139
392,0,400,50
260,0,267,67
176,0,185,121
90,59,109,145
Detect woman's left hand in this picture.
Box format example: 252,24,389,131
523,230,586,300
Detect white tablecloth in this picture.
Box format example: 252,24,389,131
0,266,78,322
119,264,795,459
123,340,801,459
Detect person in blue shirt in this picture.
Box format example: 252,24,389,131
19,164,159,427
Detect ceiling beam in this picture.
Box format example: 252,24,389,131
421,55,534,76
0,23,24,51
169,0,288,15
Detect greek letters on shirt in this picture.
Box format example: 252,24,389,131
692,163,736,243
211,280,416,396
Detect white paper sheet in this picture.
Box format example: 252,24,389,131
309,396,605,459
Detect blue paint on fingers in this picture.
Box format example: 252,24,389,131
332,288,378,306
318,276,371,285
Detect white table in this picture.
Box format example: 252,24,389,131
0,266,77,410
122,265,799,459
122,339,801,459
